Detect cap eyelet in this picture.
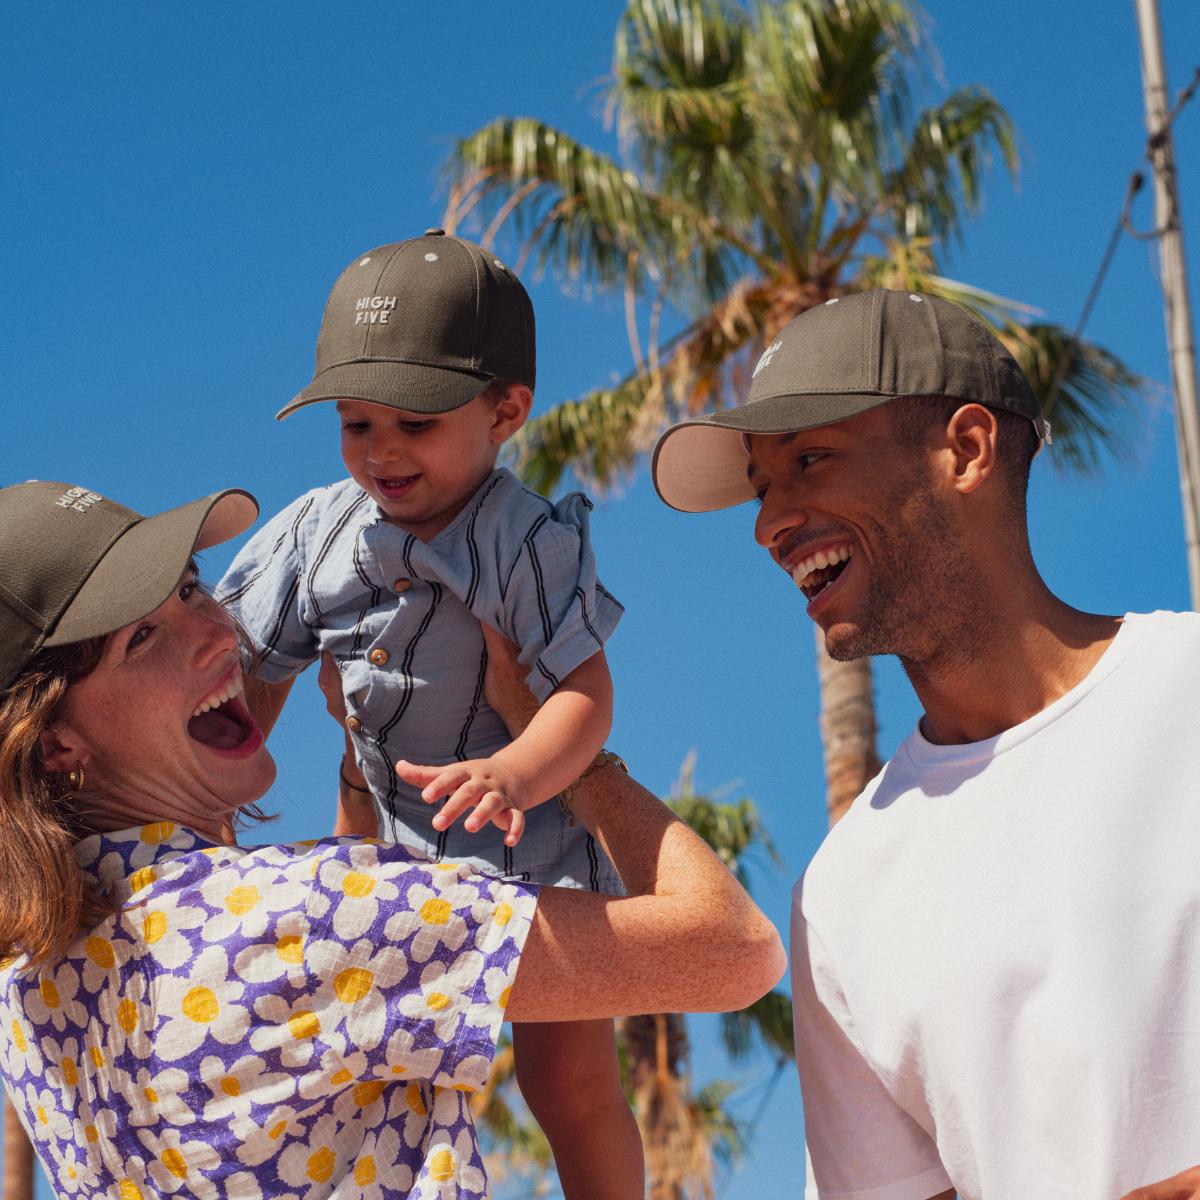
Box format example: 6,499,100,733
359,258,371,266
424,253,439,263
909,294,923,302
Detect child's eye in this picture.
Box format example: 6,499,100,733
341,422,369,434
399,420,434,433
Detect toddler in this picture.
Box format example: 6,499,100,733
219,231,642,1197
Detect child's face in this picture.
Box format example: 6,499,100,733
336,392,526,540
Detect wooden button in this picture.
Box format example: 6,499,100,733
369,648,389,666
393,578,412,594
346,716,362,733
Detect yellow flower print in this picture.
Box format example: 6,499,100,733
155,945,250,1062
317,850,402,942
77,930,134,995
382,1026,445,1083
231,909,310,987
276,1111,347,1193
248,993,339,1071
95,971,155,1061
198,1051,296,1123
135,1125,221,1198
350,1123,414,1199
296,1044,369,1103
35,1033,81,1098
119,893,207,971
396,957,482,1044
396,881,471,963
45,1141,98,1196
198,862,299,944
307,937,412,1053
230,1102,305,1169
111,1063,194,1127
24,961,87,1034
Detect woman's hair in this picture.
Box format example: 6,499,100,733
0,586,271,971
0,637,113,970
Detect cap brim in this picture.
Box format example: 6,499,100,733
45,489,258,647
277,360,492,420
652,392,897,512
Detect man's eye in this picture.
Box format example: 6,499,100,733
796,453,824,472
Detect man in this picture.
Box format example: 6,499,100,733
652,290,1200,1200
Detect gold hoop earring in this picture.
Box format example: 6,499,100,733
67,763,85,793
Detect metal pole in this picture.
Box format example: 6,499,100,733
1133,0,1200,609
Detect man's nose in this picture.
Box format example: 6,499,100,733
754,487,804,551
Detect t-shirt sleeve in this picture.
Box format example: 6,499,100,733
215,493,322,684
792,877,953,1200
494,491,624,703
289,839,538,1092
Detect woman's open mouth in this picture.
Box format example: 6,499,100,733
187,675,263,758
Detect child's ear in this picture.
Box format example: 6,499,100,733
489,385,533,444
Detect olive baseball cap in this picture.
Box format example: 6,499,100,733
278,229,537,419
0,481,258,691
652,289,1051,513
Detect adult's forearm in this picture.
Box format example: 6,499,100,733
506,763,786,1022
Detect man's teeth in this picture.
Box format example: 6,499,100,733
192,676,244,718
791,545,853,590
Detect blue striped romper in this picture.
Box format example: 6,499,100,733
217,468,624,892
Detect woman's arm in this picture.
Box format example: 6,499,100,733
505,759,786,1021
476,624,785,1022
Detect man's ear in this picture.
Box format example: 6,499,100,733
944,403,998,495
489,384,533,444
38,723,88,775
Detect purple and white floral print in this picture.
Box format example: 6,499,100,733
0,824,537,1199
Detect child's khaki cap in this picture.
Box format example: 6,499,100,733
279,230,536,419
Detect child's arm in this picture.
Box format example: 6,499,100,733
396,648,613,846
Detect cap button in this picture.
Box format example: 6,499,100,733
424,228,445,237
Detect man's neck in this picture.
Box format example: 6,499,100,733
902,583,1122,746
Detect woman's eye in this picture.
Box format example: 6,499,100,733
179,580,199,602
127,625,153,651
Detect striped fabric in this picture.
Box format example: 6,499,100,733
217,469,624,889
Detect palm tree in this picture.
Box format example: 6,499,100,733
473,756,792,1200
442,0,1145,826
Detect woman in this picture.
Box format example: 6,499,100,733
0,480,785,1199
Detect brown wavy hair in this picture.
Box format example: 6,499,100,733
0,638,114,970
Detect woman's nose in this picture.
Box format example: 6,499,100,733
192,597,239,666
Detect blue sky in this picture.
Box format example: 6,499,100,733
4,3,1200,1196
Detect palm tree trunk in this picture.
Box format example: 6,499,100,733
814,627,882,826
624,1011,712,1200
3,1094,33,1200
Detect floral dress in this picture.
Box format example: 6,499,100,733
0,823,537,1198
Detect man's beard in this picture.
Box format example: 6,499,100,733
823,481,975,665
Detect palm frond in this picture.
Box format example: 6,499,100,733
1001,323,1148,474
719,989,796,1063
887,86,1018,242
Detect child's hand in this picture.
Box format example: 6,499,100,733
395,757,533,847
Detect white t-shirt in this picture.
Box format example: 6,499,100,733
792,611,1200,1200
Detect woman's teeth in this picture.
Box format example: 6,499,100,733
192,675,244,718
791,544,854,594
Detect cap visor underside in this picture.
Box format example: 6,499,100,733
278,360,493,419
45,490,258,647
652,392,898,513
